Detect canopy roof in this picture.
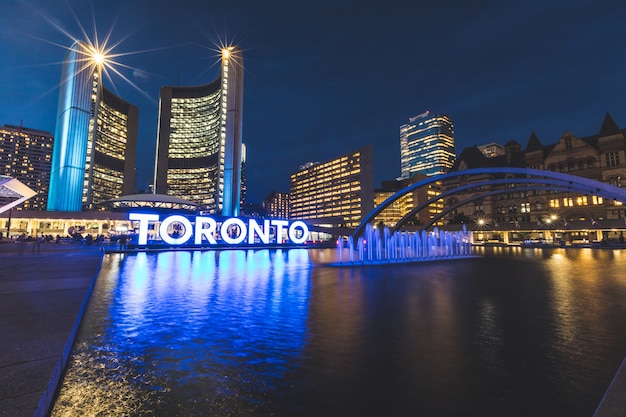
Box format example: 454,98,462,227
0,176,37,214
105,193,200,212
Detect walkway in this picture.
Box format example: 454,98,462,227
0,241,104,417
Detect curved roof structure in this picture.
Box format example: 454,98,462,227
105,193,200,212
0,176,37,213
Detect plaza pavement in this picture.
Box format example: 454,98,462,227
0,240,104,417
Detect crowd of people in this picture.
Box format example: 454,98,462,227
0,231,132,252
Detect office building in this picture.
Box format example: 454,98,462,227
400,111,455,178
478,142,506,158
47,41,138,211
374,173,443,228
290,146,374,228
262,191,290,219
154,46,244,216
0,124,53,210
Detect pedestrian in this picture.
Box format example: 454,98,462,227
119,234,127,251
32,235,43,254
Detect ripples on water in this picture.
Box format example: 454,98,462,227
51,247,626,417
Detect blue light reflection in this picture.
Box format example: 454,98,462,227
59,249,312,415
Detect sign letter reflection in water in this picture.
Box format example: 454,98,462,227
51,247,626,417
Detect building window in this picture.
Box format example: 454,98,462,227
606,152,620,166
578,161,584,170
549,164,556,171
535,201,543,210
568,161,575,172
609,176,622,187
587,158,594,169
521,202,530,213
565,137,572,150
559,164,564,172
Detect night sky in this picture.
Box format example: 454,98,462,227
1,0,626,204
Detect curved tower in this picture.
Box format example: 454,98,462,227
154,46,244,216
47,41,138,211
48,41,96,211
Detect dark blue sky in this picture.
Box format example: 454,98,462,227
1,0,626,203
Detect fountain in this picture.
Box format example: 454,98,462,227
333,224,473,266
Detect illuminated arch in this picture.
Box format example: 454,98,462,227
353,167,626,238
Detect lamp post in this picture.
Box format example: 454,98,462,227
5,208,11,239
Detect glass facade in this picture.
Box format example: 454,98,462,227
168,89,221,208
155,47,243,216
290,146,374,228
262,191,291,219
400,111,455,178
0,125,53,210
85,88,138,209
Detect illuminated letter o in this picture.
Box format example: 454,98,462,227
288,221,309,244
221,218,247,244
159,215,193,245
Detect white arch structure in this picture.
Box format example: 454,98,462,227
353,168,626,238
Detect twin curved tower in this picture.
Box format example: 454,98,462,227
154,47,244,216
47,42,243,216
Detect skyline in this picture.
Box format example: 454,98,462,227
2,0,626,204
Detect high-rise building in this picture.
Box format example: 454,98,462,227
262,191,290,219
290,146,374,228
400,111,455,178
47,41,138,212
0,124,53,210
154,46,244,216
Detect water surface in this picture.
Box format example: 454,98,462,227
51,247,626,416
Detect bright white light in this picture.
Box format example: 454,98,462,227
92,52,105,64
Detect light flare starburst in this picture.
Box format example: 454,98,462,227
26,2,162,104
190,34,248,84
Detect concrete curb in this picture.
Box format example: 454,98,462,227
34,251,104,417
593,356,626,417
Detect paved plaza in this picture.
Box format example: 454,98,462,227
0,241,104,417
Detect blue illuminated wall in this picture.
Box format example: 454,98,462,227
47,41,96,211
220,46,244,217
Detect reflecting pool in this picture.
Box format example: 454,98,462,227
51,247,626,417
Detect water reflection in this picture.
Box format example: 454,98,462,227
51,247,626,417
52,249,312,416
